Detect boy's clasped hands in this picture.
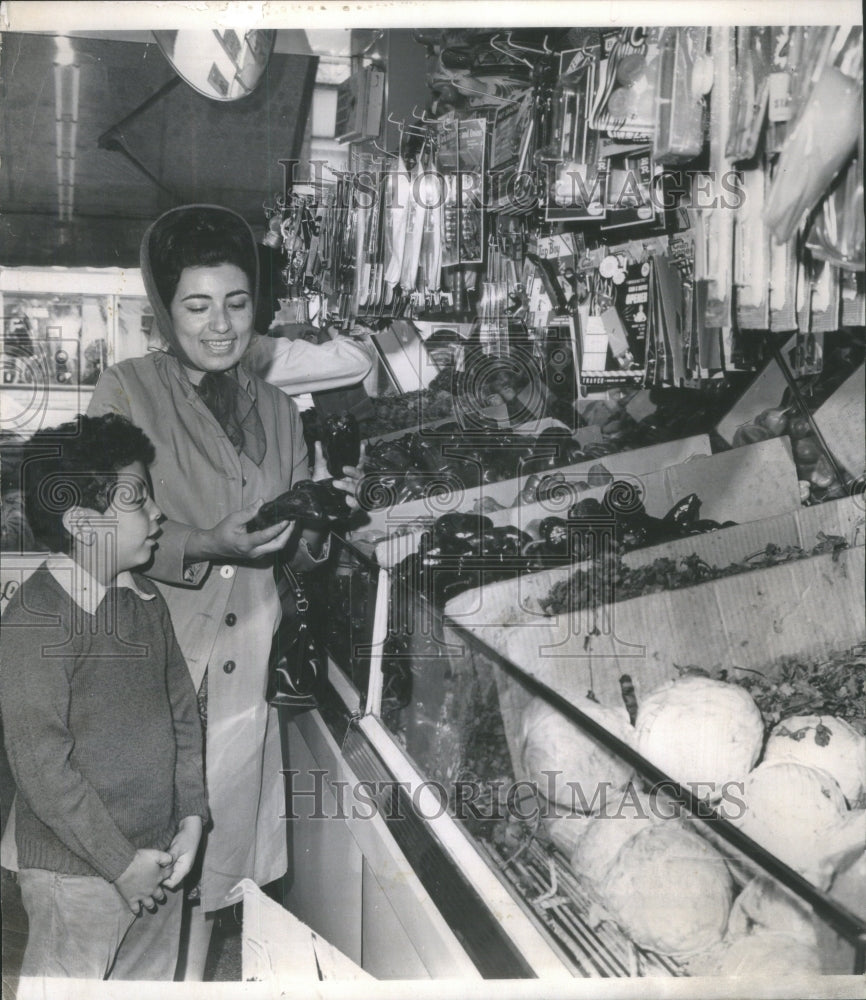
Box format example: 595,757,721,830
115,815,203,915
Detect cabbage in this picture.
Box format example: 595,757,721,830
602,822,733,956
734,761,849,889
545,813,592,858
634,676,764,796
727,876,817,946
830,850,866,921
763,715,866,806
520,697,635,811
569,789,658,886
699,931,821,977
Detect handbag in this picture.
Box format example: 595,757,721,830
266,560,327,709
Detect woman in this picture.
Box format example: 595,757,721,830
88,204,358,978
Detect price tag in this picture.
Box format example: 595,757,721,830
768,72,791,123
582,311,609,371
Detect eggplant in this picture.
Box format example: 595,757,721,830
618,519,652,549
583,443,616,458
603,480,647,521
568,497,606,521
300,408,320,465
322,412,361,478
395,473,430,503
481,463,505,485
357,473,401,510
564,443,587,465
520,473,542,504
407,434,443,472
631,514,685,546
364,439,414,473
450,458,482,490
539,516,569,554
536,473,573,503
688,518,728,534
432,534,474,557
524,426,579,473
414,536,482,603
663,492,702,526
433,513,492,552
480,525,532,557
247,479,352,530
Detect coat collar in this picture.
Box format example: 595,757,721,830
45,554,155,616
159,350,258,405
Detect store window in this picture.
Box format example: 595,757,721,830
306,31,352,174
1,293,109,389
0,269,150,550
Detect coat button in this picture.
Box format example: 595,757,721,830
220,565,235,579
225,613,237,626
242,476,248,486
223,660,236,674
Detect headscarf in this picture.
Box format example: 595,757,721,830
140,205,266,465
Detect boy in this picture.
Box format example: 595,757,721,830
0,413,208,981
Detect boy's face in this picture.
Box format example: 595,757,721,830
88,461,163,576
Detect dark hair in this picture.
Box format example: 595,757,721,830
147,206,257,310
22,413,156,554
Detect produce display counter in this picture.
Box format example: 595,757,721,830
286,534,866,980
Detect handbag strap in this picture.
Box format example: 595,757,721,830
276,560,309,616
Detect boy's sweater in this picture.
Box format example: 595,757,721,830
0,565,208,883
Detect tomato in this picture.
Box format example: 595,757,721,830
755,407,789,436
787,413,812,440
808,455,836,489
794,436,821,465
733,423,773,447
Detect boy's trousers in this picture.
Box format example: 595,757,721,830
18,867,183,980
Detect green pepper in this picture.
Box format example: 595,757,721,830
663,492,702,526
323,412,361,478
247,479,352,530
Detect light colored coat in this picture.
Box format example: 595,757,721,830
88,351,322,912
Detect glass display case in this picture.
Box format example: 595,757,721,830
314,537,866,979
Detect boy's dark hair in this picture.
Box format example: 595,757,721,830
22,413,156,554
146,206,257,310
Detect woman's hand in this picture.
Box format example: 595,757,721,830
312,440,364,511
161,816,203,890
186,499,294,562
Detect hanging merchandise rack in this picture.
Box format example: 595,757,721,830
256,24,863,498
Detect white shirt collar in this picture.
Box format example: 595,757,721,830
45,554,155,616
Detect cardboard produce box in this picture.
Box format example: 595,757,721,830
443,545,865,714
715,337,797,447
621,493,865,569
716,349,864,484
233,879,374,982
369,436,803,569
811,364,866,480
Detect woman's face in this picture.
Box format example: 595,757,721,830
169,263,254,377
